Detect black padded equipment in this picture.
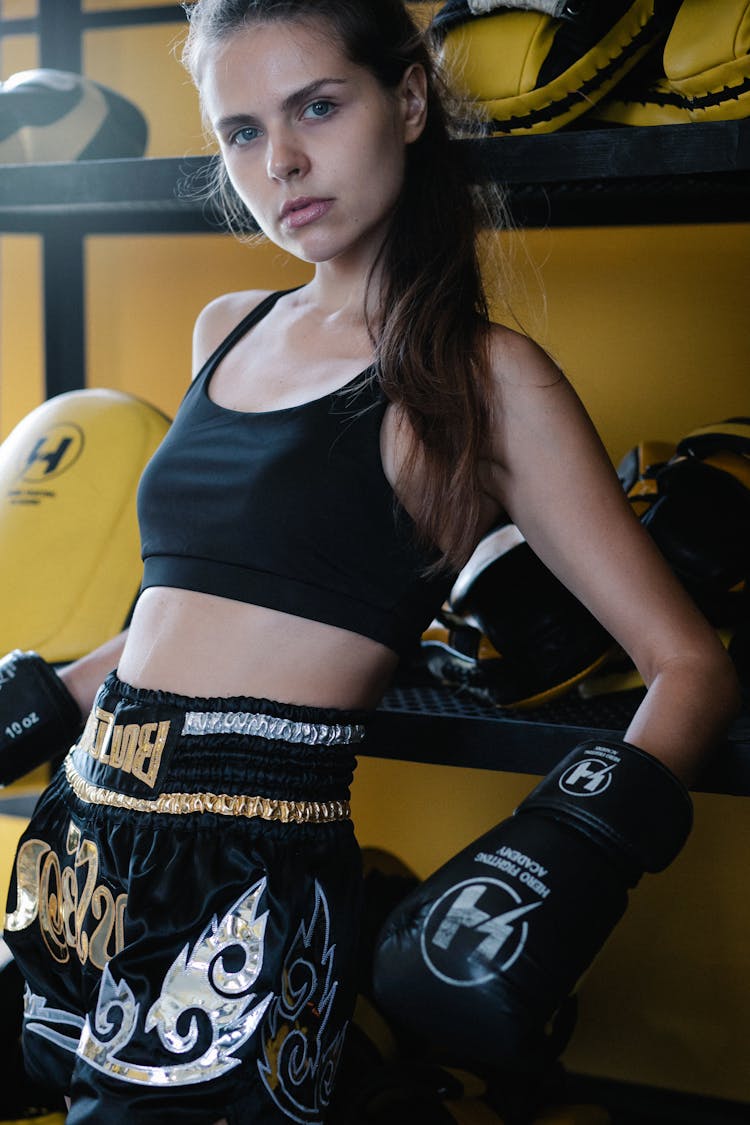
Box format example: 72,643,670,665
373,738,691,1077
0,650,82,787
420,522,611,708
0,68,147,163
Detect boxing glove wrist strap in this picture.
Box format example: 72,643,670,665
518,737,693,877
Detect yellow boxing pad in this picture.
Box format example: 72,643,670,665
430,0,676,135
616,438,676,517
594,0,750,125
677,416,750,465
0,389,170,663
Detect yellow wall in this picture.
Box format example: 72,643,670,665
0,12,40,438
1,2,748,1107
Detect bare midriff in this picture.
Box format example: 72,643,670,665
116,586,400,709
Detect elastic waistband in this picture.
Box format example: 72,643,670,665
63,756,351,824
65,673,369,814
97,672,370,736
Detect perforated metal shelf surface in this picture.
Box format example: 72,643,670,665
382,680,645,727
366,677,750,797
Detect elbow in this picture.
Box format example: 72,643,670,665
683,641,742,742
693,647,743,781
696,641,741,724
697,624,743,720
636,638,743,779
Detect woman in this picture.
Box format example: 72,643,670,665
2,1,739,1122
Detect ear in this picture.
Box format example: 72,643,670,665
399,63,428,144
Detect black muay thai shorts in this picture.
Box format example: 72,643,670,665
3,673,367,1124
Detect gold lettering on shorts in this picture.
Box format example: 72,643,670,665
4,838,50,932
79,707,171,790
39,847,67,962
4,822,127,970
131,721,169,788
82,706,115,761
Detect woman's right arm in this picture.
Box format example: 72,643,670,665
57,629,130,715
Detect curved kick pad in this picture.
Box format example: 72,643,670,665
594,0,750,125
431,0,679,134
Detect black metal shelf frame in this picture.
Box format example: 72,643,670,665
0,117,748,410
0,2,185,73
0,1,193,394
0,0,437,70
1,4,749,796
367,682,750,798
2,116,750,227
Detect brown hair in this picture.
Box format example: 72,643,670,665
183,0,504,573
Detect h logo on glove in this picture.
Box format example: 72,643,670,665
559,755,617,797
420,877,541,987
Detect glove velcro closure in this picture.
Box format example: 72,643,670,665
518,738,693,877
0,649,82,787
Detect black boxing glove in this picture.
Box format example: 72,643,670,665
0,649,83,787
372,739,692,1078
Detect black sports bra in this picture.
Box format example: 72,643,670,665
136,290,455,653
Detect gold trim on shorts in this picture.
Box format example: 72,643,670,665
64,756,350,824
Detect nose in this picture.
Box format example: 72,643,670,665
266,129,307,182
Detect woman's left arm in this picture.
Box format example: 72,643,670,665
372,329,739,1055
482,326,741,784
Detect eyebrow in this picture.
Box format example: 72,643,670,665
214,77,348,134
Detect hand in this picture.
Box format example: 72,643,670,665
0,650,83,787
373,738,692,1077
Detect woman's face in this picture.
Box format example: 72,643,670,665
200,18,426,270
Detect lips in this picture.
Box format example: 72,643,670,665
279,197,334,229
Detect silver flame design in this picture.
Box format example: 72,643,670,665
24,987,85,1055
76,878,273,1085
259,881,347,1123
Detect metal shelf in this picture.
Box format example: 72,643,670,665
1,119,750,231
366,680,750,798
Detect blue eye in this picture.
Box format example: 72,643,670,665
304,99,334,119
230,125,261,147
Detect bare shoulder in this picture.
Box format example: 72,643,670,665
191,289,274,377
487,321,563,392
482,321,607,494
484,321,586,466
